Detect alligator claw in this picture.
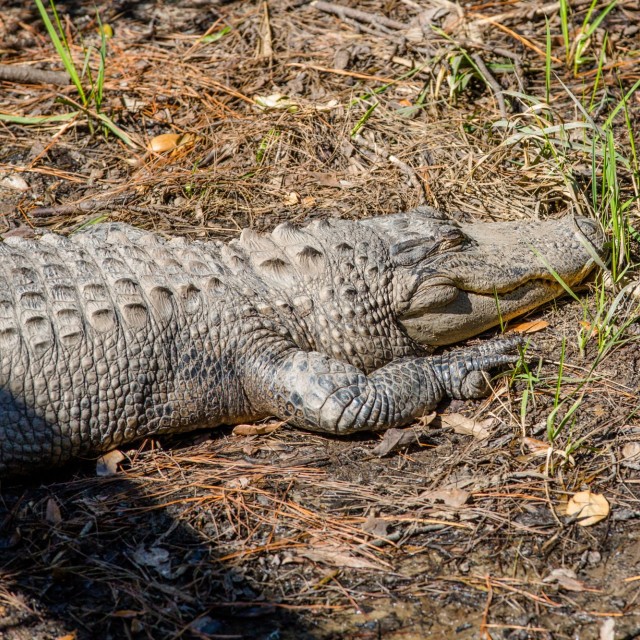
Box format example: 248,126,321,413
435,336,528,400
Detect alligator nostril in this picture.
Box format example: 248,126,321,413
574,217,604,253
575,216,596,237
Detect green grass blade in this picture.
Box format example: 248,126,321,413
350,102,378,138
531,247,583,305
0,111,79,124
93,111,138,148
34,0,86,104
604,78,640,128
589,32,608,112
545,18,552,105
559,0,570,64
583,0,618,39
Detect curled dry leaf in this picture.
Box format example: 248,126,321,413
523,437,551,456
510,319,549,333
440,413,494,440
0,174,29,191
372,428,417,457
420,488,469,508
96,449,125,477
361,514,389,538
254,93,299,112
600,618,616,640
314,98,340,112
579,320,599,338
232,422,281,436
543,567,594,592
149,133,182,153
621,442,640,468
566,490,610,527
299,545,382,571
132,545,173,578
283,191,301,205
46,497,62,525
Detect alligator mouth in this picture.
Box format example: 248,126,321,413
399,216,605,346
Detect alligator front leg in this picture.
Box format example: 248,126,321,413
247,337,523,435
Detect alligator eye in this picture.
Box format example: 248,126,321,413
430,228,466,254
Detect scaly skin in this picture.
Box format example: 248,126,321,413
0,207,604,474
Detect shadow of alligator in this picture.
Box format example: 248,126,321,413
0,389,311,640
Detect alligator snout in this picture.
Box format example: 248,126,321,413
574,216,606,257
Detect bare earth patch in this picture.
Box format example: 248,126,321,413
1,1,639,638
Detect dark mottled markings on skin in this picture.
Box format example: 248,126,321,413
50,284,75,302
11,266,38,286
185,260,210,276
42,263,69,279
114,278,141,296
220,245,246,271
121,302,148,328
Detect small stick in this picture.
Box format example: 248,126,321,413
353,134,426,203
0,64,69,86
256,0,273,59
471,53,508,119
29,193,134,218
311,1,406,31
341,15,401,39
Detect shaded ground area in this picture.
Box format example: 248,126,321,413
1,0,640,638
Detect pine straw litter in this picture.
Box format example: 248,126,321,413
1,0,640,638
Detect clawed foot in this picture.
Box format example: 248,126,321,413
434,335,528,400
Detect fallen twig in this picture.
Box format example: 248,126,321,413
311,1,406,32
471,53,508,118
28,193,134,218
353,134,425,203
0,63,70,86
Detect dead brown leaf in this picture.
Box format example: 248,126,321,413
45,497,62,525
510,319,549,333
420,488,469,508
621,442,640,467
440,413,494,440
579,320,599,338
566,490,610,526
523,437,552,456
299,546,383,571
96,449,125,477
310,172,342,188
361,514,389,538
543,567,596,592
232,422,282,436
599,618,616,640
372,428,417,457
149,133,182,153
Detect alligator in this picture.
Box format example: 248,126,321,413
0,206,603,475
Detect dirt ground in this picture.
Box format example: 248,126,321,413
1,1,640,638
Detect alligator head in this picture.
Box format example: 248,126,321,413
363,206,605,346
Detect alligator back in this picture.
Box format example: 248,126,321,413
0,224,253,473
